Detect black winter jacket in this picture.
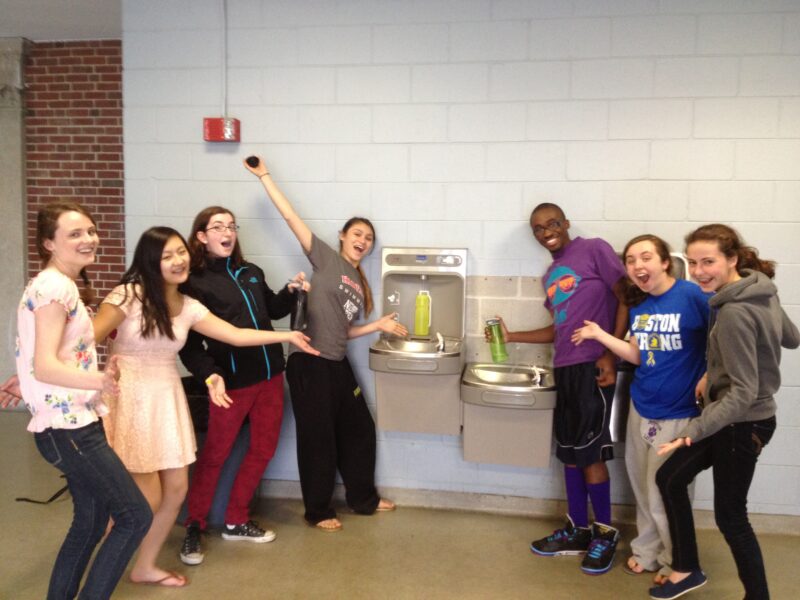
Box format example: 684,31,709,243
179,256,294,390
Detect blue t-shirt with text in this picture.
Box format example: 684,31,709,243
629,278,710,420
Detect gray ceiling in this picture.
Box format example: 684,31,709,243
0,0,121,41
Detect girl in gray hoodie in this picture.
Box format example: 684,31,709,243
651,224,799,600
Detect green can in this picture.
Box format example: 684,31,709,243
486,318,508,363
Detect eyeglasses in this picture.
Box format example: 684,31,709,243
205,224,240,233
532,220,563,237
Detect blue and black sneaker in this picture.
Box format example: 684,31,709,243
580,522,620,575
530,515,592,556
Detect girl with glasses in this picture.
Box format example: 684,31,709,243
177,206,308,565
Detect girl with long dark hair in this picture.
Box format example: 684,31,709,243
245,156,408,532
92,226,317,586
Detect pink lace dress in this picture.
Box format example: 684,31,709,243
102,285,208,472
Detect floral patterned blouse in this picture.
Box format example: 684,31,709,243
15,269,108,433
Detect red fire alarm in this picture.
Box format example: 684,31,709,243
203,117,240,142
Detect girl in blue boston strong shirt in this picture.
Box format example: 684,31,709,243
572,234,710,587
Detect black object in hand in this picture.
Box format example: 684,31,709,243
246,156,260,168
291,288,308,332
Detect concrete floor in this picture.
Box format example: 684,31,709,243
2,410,798,600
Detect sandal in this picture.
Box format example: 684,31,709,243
623,556,655,576
130,571,188,587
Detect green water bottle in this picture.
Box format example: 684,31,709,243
486,318,508,363
414,290,431,337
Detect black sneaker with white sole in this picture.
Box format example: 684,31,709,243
180,522,204,565
221,520,276,543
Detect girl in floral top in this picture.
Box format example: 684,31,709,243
10,202,153,599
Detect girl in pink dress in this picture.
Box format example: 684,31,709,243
93,226,317,587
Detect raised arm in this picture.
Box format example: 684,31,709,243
244,156,313,254
191,311,320,355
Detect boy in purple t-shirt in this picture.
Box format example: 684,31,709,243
493,203,627,575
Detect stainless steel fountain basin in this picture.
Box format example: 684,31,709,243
370,336,462,357
461,363,556,409
369,336,464,376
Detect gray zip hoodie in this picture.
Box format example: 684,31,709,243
681,269,799,442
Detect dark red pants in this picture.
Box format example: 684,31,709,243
185,375,283,528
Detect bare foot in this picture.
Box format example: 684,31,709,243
667,571,691,585
315,518,342,532
376,498,396,512
653,573,669,585
628,556,644,573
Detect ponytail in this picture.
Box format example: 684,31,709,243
356,264,373,317
78,267,96,306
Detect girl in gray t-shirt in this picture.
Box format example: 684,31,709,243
245,156,408,532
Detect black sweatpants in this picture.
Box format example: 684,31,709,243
286,352,380,524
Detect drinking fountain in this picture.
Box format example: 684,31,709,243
369,247,467,435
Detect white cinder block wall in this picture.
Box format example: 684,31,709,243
122,0,800,516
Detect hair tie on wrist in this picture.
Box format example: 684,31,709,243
205,376,214,386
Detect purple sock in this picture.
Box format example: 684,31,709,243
587,479,611,526
564,466,589,528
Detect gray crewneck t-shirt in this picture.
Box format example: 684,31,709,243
295,235,365,361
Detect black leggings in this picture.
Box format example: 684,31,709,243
286,352,380,524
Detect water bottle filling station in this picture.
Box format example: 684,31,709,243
369,247,467,435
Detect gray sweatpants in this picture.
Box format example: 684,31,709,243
625,402,693,574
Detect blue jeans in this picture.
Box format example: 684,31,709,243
34,421,152,600
656,417,776,600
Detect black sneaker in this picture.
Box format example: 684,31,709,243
221,519,276,543
580,522,620,575
180,523,204,565
530,515,592,556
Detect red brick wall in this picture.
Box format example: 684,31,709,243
25,40,124,303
